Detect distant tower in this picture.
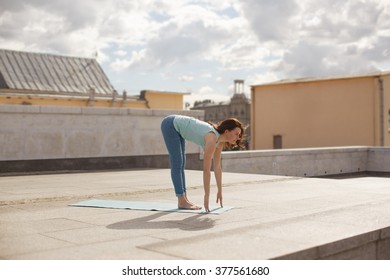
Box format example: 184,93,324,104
190,79,251,149
231,79,247,105
234,79,245,94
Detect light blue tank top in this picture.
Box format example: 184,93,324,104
173,115,220,148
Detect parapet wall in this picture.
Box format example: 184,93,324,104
2,104,390,177
0,105,203,173
221,146,390,177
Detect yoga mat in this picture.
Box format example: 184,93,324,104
69,199,233,214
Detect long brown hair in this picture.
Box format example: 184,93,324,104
209,118,245,150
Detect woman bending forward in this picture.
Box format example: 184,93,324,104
161,115,244,212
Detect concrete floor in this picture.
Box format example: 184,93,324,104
1,169,390,259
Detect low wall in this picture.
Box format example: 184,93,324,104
0,105,204,173
221,146,390,177
367,148,390,173
2,105,390,177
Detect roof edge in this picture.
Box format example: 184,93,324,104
251,70,390,87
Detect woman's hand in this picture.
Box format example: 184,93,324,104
216,191,223,208
204,194,210,212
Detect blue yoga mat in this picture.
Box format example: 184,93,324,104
69,199,233,214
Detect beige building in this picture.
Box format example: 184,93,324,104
0,49,188,110
251,72,390,150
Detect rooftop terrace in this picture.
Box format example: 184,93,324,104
1,168,390,260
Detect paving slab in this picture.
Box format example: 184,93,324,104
1,169,390,259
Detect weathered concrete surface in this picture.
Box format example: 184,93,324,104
221,146,390,177
0,104,206,173
1,169,390,259
0,105,202,161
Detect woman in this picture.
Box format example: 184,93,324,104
161,115,244,212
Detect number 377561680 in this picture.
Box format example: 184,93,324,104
215,266,270,276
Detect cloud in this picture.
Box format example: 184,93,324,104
179,75,194,82
184,84,231,107
277,41,378,78
210,36,269,70
239,0,300,42
238,0,390,79
248,72,279,87
112,3,243,71
299,0,383,44
114,50,127,57
0,0,111,56
1,0,390,96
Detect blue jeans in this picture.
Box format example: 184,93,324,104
161,115,186,197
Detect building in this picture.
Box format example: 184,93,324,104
0,49,188,110
192,80,250,125
191,80,251,148
251,72,390,150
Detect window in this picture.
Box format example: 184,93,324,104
388,110,390,131
273,135,282,149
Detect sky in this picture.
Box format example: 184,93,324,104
1,0,390,106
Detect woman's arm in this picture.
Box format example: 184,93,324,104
213,143,223,207
203,133,217,212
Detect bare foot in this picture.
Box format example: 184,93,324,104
178,202,202,210
178,196,201,210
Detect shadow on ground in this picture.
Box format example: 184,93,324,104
106,212,216,231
